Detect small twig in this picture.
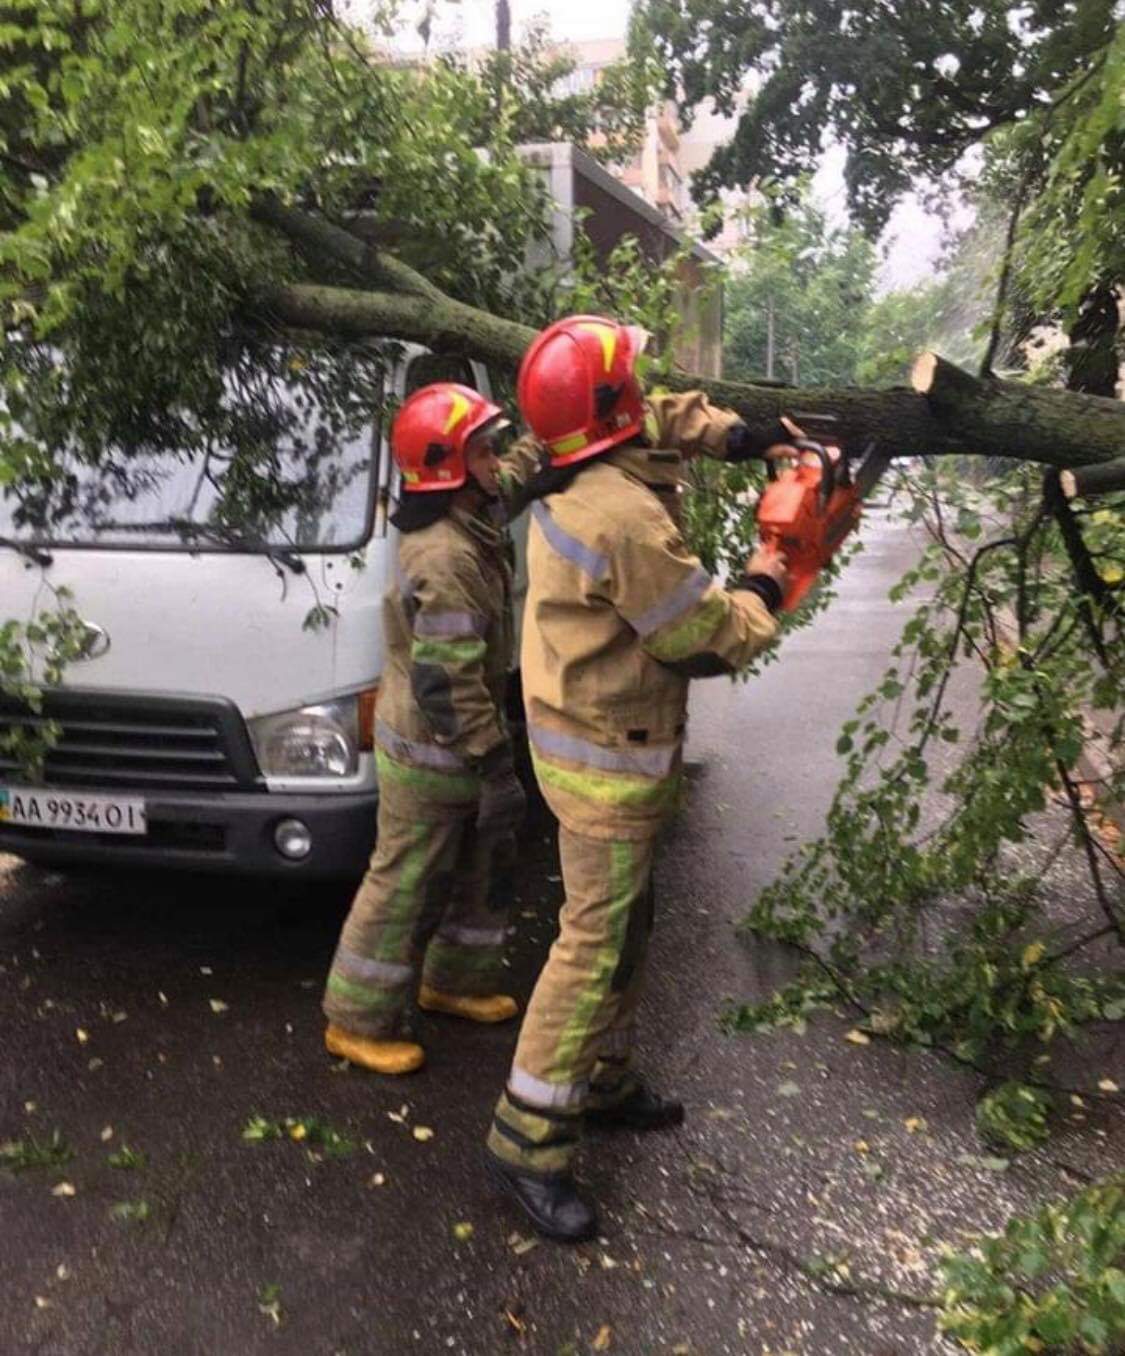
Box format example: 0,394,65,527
1056,759,1125,945
1046,924,1119,966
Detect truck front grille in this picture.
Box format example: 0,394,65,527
0,690,264,794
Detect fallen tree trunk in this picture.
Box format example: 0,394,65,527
259,265,1125,471
910,353,1125,471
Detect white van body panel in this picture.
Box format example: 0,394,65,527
0,351,520,876
0,545,389,719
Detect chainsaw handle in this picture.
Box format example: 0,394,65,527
765,438,837,510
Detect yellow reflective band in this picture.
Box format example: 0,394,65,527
551,432,588,457
375,748,479,802
443,391,472,436
402,470,420,483
644,591,730,662
578,322,617,373
531,750,680,810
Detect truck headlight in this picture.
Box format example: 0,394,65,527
249,698,359,779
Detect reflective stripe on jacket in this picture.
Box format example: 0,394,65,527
521,424,779,841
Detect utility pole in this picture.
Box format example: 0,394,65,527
496,0,511,52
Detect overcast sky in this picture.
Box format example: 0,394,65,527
382,0,954,291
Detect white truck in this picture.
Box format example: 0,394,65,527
0,346,517,879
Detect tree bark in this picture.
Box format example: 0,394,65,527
911,352,1125,469
263,282,536,372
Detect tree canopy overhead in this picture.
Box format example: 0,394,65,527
0,0,1123,539
634,0,1118,234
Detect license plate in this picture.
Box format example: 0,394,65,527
0,787,147,836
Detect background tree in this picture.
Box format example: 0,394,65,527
724,189,877,386
633,0,1123,391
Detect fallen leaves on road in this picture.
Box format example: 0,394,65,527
109,1199,151,1224
75,1029,89,1045
258,1283,284,1328
903,1116,927,1134
507,1231,538,1256
844,1029,871,1046
592,1324,613,1350
452,1222,474,1242
50,1181,76,1197
208,999,229,1014
241,1115,355,1157
412,1126,434,1142
956,1152,1010,1173
1098,1078,1119,1093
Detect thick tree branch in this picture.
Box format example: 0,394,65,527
912,353,1125,469
250,197,443,302
259,269,1125,469
260,281,536,371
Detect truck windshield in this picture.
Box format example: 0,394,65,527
0,342,386,552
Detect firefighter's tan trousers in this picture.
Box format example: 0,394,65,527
323,792,515,1038
488,826,657,1175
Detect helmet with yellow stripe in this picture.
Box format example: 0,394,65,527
391,383,507,492
517,314,648,467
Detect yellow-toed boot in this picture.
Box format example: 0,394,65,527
418,986,519,1024
324,1023,425,1075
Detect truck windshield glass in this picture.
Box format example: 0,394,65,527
0,340,388,551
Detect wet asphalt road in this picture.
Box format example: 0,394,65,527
2,513,1121,1356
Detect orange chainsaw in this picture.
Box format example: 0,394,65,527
756,417,892,612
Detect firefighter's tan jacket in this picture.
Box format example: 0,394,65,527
522,394,779,841
374,441,543,817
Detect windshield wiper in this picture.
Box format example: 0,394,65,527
0,536,53,567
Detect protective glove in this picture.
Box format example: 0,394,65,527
730,545,789,615
477,741,527,834
725,416,807,463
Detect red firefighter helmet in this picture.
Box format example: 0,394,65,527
517,314,648,466
391,382,506,492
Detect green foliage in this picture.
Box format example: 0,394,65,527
107,1144,146,1170
109,1198,152,1225
560,225,716,377
241,1113,356,1157
634,0,1117,236
0,1128,72,1172
939,1175,1125,1354
1019,25,1125,324
464,19,655,167
737,462,1125,1149
0,0,557,554
976,1082,1053,1152
0,581,88,779
724,188,878,386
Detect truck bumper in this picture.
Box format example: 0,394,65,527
0,788,379,880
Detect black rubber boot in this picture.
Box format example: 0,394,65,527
586,1085,685,1132
486,1152,598,1243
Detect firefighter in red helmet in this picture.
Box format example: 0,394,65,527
322,381,541,1073
486,316,798,1241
